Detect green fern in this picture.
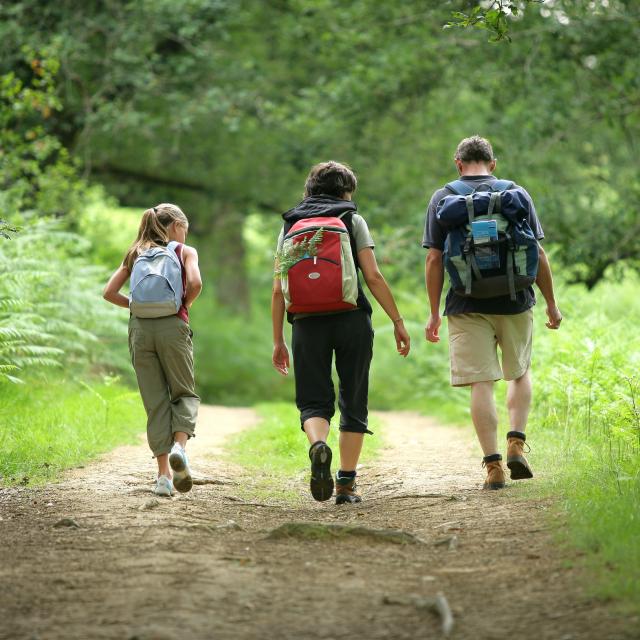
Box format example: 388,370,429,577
0,219,130,384
274,228,324,278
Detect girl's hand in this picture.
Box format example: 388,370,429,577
272,342,290,375
394,321,410,357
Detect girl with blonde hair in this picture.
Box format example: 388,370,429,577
104,203,203,496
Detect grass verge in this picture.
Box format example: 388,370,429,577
226,402,383,502
0,377,145,485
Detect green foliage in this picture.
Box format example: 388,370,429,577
190,296,293,406
0,49,131,383
0,219,131,383
0,50,86,223
524,275,640,608
0,378,145,485
444,1,545,42
274,228,324,278
77,194,141,269
2,2,638,292
0,218,19,240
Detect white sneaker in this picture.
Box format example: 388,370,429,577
154,475,174,497
169,443,193,493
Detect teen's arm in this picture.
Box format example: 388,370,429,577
357,248,410,357
271,264,290,375
425,249,444,343
182,246,203,308
103,266,130,309
536,245,562,330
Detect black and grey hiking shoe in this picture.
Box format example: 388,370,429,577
335,473,362,505
309,441,334,502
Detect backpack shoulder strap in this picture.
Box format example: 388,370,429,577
445,180,475,196
340,211,360,268
491,179,515,192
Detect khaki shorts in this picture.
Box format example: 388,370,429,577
447,310,533,386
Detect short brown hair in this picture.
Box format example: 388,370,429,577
304,161,357,198
454,136,495,163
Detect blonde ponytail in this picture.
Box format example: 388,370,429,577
123,203,188,271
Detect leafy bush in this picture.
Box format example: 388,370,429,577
0,51,86,223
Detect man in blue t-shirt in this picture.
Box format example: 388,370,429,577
423,135,562,490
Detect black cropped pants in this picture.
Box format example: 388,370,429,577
291,309,374,435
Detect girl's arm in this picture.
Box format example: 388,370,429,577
357,248,410,357
271,262,290,375
182,246,203,308
103,266,130,309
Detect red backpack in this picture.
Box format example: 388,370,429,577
279,215,359,314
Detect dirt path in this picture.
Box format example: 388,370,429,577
0,406,636,640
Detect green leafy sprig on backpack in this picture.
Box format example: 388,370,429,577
274,228,324,278
0,219,19,240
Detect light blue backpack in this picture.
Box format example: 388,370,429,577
129,241,184,318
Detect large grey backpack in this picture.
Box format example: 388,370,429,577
129,241,184,318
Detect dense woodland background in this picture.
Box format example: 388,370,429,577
1,0,639,610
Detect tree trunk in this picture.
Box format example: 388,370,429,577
207,204,250,314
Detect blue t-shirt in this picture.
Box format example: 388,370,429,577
422,175,544,316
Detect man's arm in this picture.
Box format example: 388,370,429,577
536,245,562,329
425,248,444,342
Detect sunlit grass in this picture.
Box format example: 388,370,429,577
0,378,146,485
226,402,383,501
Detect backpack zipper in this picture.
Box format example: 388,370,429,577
290,256,340,267
285,225,347,239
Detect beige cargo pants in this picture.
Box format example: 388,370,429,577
128,316,200,457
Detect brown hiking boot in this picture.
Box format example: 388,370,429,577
506,431,533,480
335,473,362,505
482,454,505,490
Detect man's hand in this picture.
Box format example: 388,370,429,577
425,313,441,343
272,342,290,375
394,321,411,357
545,305,562,330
